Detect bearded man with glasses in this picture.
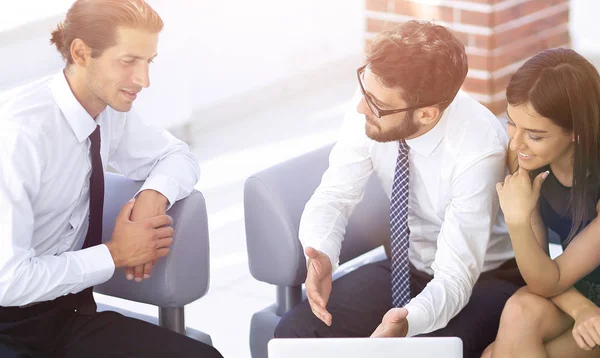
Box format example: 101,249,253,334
274,20,524,358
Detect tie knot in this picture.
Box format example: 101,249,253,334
398,140,409,156
89,125,101,144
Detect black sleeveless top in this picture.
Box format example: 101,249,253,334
539,168,600,304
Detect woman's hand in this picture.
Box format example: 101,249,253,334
573,305,600,351
496,168,549,225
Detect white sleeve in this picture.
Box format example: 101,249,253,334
299,89,375,270
0,128,114,307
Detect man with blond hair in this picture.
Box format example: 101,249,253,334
0,1,222,356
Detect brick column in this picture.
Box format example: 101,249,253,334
365,0,570,115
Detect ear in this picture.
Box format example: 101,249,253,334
413,106,440,125
70,38,92,67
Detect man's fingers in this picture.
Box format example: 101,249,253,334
307,289,326,307
390,307,409,322
133,265,144,282
156,237,174,249
305,246,320,259
308,300,331,326
142,262,153,279
155,247,170,258
370,323,385,338
125,266,134,280
118,199,136,222
149,214,173,229
155,226,174,239
307,294,330,323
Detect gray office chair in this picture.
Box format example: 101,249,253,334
244,144,391,358
96,172,212,345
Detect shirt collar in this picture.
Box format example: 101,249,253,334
405,105,450,157
48,71,98,143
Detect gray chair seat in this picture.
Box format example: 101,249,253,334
96,172,212,345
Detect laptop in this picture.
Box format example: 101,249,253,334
268,337,463,358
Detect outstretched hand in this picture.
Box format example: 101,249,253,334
305,246,334,326
371,307,409,338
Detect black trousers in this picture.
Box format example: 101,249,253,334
0,298,223,358
275,259,525,358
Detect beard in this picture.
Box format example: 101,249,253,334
364,112,420,142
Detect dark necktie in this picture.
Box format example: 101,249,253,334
82,125,105,250
73,124,105,314
390,140,411,307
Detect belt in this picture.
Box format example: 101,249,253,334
0,288,96,322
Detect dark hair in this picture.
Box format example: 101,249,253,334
50,0,163,64
506,48,600,243
365,20,468,111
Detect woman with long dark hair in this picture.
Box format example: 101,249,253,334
483,48,600,357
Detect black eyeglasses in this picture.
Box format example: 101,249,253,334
357,65,450,118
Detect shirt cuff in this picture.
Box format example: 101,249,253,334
136,174,180,210
404,303,430,337
72,244,115,288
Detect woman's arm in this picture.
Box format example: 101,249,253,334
512,200,600,297
507,145,549,253
551,287,596,320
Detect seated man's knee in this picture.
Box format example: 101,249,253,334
274,306,317,338
274,316,296,338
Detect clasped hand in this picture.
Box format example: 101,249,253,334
105,190,172,280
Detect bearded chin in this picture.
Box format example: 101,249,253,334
365,117,420,143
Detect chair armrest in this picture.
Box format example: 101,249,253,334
244,143,390,287
95,173,210,307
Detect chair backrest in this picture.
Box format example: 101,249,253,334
96,173,210,307
244,144,390,287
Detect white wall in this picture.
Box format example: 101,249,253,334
2,0,598,129
0,0,365,129
570,0,600,65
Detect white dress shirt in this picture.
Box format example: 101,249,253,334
299,89,515,336
0,72,200,307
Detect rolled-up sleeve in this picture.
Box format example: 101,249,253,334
108,110,200,208
405,150,506,336
299,91,374,270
